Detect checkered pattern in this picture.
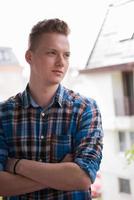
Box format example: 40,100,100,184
0,84,103,200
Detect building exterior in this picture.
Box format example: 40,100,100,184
0,47,26,101
64,1,134,199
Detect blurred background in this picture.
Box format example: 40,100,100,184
0,0,134,199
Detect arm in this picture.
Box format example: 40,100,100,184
0,171,47,197
6,157,91,191
0,121,47,196
0,154,74,196
74,99,103,183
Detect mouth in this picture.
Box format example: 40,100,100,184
52,70,63,75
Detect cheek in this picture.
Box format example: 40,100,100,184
42,58,55,66
65,63,69,71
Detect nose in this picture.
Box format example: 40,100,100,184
55,54,65,67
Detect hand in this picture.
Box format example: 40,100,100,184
61,154,73,162
6,158,18,173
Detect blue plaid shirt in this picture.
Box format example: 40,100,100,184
0,84,103,200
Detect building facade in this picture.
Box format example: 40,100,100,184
0,47,26,101
64,1,134,200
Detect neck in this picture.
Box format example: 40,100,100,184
29,81,59,108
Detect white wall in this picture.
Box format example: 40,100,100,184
102,171,134,200
101,128,134,200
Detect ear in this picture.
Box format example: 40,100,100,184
25,50,32,64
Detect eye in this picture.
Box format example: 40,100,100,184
47,51,56,56
64,52,70,59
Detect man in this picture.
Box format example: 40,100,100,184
0,18,103,199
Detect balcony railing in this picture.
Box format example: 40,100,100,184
114,96,134,116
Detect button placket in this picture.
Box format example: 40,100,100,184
41,112,45,117
41,135,44,140
39,111,46,162
40,111,46,140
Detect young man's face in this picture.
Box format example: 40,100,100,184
26,32,70,87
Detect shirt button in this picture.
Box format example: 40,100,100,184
41,112,45,117
41,135,44,139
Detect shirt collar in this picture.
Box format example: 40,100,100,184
54,84,65,107
21,85,31,108
21,84,65,109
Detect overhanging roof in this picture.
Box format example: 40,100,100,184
81,0,134,73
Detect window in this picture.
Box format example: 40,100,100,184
118,131,134,152
122,71,134,116
130,132,134,146
116,3,134,43
118,131,127,152
118,178,131,194
0,50,10,61
114,71,134,116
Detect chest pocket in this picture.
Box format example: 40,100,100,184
41,135,72,163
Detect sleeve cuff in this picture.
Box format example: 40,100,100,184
74,158,99,183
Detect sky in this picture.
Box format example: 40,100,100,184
0,0,112,74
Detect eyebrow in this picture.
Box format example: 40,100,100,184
46,48,70,54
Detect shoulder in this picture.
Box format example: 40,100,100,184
63,86,98,110
0,92,22,112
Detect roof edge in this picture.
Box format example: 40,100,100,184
80,62,134,74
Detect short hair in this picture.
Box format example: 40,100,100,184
28,18,70,51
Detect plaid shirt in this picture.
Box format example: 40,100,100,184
0,84,103,200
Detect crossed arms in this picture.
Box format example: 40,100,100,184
0,100,103,197
0,154,91,196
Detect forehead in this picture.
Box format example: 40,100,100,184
37,33,70,51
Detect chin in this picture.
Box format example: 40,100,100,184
52,78,63,84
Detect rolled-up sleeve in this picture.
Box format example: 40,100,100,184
0,119,8,171
74,100,103,183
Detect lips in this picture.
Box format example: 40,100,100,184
52,70,63,74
